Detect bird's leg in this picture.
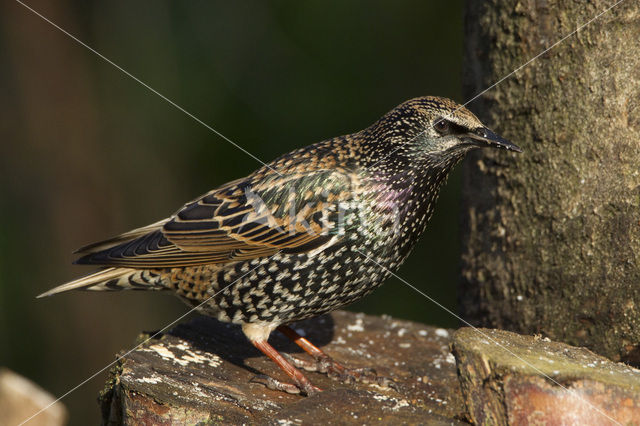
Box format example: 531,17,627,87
249,338,321,396
277,325,395,388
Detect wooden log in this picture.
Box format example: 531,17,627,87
452,327,640,425
101,311,640,424
100,311,467,424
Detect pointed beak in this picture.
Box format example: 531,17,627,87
465,127,522,153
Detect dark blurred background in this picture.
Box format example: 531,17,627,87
1,1,464,423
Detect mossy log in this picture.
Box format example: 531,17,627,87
452,327,640,425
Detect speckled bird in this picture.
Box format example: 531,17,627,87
40,96,521,395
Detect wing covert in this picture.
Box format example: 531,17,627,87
74,169,356,268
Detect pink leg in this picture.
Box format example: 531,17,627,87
250,338,322,396
277,325,395,388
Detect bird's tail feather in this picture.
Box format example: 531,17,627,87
37,267,164,298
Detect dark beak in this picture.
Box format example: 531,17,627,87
465,127,522,153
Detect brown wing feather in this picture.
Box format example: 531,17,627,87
74,168,354,268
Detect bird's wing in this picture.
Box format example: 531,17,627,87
73,177,246,255
74,169,356,268
73,218,170,254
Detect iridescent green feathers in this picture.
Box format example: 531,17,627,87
74,162,358,268
41,96,519,299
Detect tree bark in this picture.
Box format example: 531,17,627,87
460,1,640,362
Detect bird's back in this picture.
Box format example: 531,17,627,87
40,96,506,326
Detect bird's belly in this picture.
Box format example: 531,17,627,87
173,239,398,325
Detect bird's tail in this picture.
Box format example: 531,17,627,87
37,267,165,298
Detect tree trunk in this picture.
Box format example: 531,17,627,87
460,1,640,363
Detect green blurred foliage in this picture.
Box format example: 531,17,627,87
1,1,463,423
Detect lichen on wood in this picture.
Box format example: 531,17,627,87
100,311,467,424
100,312,640,424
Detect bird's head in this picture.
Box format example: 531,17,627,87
362,96,521,173
413,96,522,154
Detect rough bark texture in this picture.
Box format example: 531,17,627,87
100,311,468,425
99,311,640,424
452,327,640,425
460,0,640,362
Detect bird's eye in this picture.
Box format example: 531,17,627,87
434,119,450,135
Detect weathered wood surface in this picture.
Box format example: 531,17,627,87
101,311,640,425
452,327,640,425
101,311,466,425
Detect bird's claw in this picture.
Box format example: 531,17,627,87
282,353,322,372
250,374,321,396
281,353,396,389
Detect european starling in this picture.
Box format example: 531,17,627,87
40,96,521,395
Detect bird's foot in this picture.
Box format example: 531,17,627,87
282,353,396,389
250,374,321,396
249,336,322,396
